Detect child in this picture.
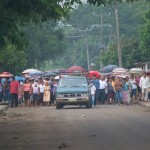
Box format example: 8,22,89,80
89,80,96,107
18,82,24,106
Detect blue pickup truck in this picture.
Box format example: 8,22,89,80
56,76,92,109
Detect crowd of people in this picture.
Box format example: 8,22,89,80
0,77,57,108
0,73,150,108
89,73,150,106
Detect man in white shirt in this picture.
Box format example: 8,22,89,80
38,79,45,106
32,80,39,106
139,73,149,101
98,76,107,104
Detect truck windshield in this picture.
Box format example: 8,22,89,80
58,78,88,88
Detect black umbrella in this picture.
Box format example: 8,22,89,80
100,65,118,73
43,71,58,77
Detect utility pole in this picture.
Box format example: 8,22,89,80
93,12,111,70
114,0,122,67
85,30,90,71
79,29,92,71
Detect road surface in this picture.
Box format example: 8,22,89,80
0,105,150,150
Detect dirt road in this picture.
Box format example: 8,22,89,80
0,105,150,150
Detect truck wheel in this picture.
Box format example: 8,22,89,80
86,100,92,108
56,103,61,109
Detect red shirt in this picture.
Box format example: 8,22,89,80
10,80,19,94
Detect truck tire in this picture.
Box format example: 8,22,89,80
86,99,92,108
56,103,61,109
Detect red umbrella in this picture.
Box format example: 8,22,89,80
86,71,101,79
66,66,86,73
0,72,13,78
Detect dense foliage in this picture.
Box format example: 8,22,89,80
0,0,150,74
52,1,150,70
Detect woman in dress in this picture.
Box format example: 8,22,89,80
122,77,130,105
23,78,32,107
43,82,50,106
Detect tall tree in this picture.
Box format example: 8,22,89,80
0,0,82,50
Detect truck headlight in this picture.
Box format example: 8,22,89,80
82,93,88,97
57,94,64,98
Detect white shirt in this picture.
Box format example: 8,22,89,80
99,80,107,89
139,76,149,89
32,83,39,94
38,84,44,93
130,79,137,89
90,85,96,95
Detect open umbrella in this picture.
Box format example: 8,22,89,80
15,76,25,81
146,70,150,75
129,68,143,74
22,69,43,74
100,65,118,73
66,66,86,74
0,72,13,78
43,71,58,77
86,71,100,79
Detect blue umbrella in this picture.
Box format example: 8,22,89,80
15,76,25,82
100,65,118,73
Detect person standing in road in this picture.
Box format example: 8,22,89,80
89,80,96,107
122,77,130,105
50,80,55,106
98,76,107,104
135,75,142,100
114,77,123,105
0,79,3,102
139,73,149,101
31,80,39,107
23,78,32,107
43,82,50,106
92,75,100,106
107,78,115,104
38,79,45,106
130,75,137,104
3,79,10,103
10,77,19,108
18,82,24,107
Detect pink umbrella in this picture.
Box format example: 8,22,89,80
86,71,101,79
0,72,13,78
65,66,86,74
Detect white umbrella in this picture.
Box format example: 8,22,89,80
22,69,43,74
129,68,143,74
112,68,128,73
54,75,59,80
54,75,68,80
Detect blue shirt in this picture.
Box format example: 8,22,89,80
92,79,100,90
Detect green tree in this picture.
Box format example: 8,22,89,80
0,44,27,74
140,10,150,61
0,0,82,50
24,21,66,70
